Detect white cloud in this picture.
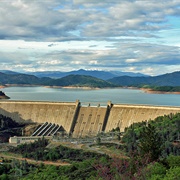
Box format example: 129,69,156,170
70,61,82,65
89,60,98,65
37,60,63,65
126,59,139,63
0,0,179,75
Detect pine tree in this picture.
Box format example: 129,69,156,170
138,124,162,161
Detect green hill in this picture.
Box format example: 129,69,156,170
0,71,179,89
44,74,117,88
108,71,180,87
0,72,50,85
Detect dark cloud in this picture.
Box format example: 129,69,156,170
48,43,58,47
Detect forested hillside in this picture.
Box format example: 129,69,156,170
44,74,117,88
0,72,50,85
0,71,179,88
122,113,180,158
0,114,25,142
0,113,179,179
0,72,116,88
108,71,180,86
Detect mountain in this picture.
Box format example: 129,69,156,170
28,69,147,80
0,70,179,88
0,72,116,88
28,71,65,79
108,71,180,87
109,71,148,77
0,70,21,75
44,75,117,88
66,69,116,80
0,72,50,85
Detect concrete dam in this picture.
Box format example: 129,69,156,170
0,100,180,137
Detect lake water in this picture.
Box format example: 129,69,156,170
2,86,180,106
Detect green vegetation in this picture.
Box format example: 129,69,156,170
148,86,180,92
122,113,180,158
11,138,108,162
1,113,179,179
0,72,43,85
138,124,163,161
1,70,180,88
108,71,180,87
0,91,10,99
0,114,25,142
141,85,180,92
22,159,98,180
0,114,21,130
0,72,117,88
95,113,180,179
45,74,117,88
0,91,5,96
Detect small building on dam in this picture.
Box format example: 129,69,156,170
0,100,180,138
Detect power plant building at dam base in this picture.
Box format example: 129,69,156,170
0,100,180,137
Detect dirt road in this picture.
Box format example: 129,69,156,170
0,152,70,166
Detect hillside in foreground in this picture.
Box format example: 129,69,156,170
0,113,179,179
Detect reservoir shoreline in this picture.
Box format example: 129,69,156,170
1,86,180,106
1,84,180,95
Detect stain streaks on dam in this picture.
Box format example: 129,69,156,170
0,100,179,137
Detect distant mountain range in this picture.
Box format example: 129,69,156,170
0,71,115,88
27,69,147,80
0,70,179,87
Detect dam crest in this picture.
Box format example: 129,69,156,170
0,100,180,137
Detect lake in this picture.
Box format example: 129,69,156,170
2,86,180,106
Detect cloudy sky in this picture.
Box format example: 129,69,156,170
0,0,180,75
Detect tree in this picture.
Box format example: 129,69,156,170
138,124,162,161
0,174,9,180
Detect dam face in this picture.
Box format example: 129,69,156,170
0,100,179,137
106,104,180,132
72,106,108,137
0,101,80,134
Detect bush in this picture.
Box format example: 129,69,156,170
166,155,180,168
164,166,180,180
144,162,166,179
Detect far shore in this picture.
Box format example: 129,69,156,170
44,85,100,90
0,84,179,94
140,88,180,95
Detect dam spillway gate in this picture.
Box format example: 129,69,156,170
0,100,180,138
31,122,63,137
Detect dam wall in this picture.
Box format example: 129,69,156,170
105,104,180,132
72,105,109,137
0,100,80,134
0,100,180,136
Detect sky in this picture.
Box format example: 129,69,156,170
0,0,180,75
